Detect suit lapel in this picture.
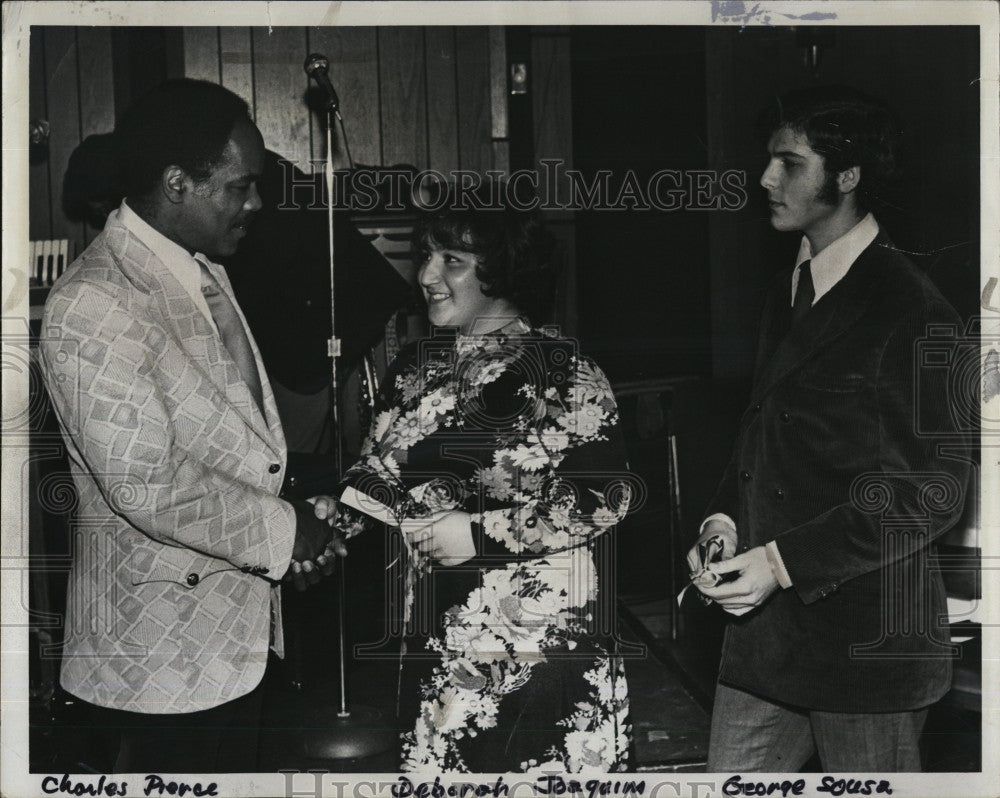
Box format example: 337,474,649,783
105,214,284,455
751,235,889,404
754,275,793,379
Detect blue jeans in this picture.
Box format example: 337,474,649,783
707,682,928,772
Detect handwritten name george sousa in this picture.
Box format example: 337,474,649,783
723,775,894,796
40,774,218,797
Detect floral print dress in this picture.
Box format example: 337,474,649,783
336,322,632,773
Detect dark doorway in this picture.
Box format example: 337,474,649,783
571,27,711,382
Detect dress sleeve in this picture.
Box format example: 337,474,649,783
333,346,416,538
468,349,633,565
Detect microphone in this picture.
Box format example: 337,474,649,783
304,53,341,112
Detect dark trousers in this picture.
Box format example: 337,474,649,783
708,682,928,772
89,682,265,773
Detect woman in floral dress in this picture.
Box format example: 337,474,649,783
331,192,632,773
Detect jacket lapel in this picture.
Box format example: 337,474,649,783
753,274,793,379
104,213,284,455
750,234,890,404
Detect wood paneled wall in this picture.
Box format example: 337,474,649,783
28,25,516,259
29,27,116,250
531,30,576,335
182,26,507,174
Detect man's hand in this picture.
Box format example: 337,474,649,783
287,498,347,591
698,545,779,616
686,518,738,580
401,510,475,566
305,494,348,561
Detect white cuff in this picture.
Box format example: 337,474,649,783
340,485,396,525
700,512,736,536
765,540,793,588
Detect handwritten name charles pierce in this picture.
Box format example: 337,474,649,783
41,774,217,797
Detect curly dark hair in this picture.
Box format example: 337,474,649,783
115,78,252,205
413,181,557,325
760,85,900,212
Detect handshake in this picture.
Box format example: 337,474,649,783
286,495,347,591
283,489,479,591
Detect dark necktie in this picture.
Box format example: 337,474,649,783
198,259,265,413
791,260,815,327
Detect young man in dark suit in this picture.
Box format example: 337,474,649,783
687,86,970,771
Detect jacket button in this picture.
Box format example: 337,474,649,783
269,463,281,474
780,411,792,423
186,573,200,587
774,488,785,500
752,403,762,413
740,470,752,482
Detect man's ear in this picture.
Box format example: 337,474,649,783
161,165,188,205
837,165,860,195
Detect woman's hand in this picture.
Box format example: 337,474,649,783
307,494,339,524
401,510,476,566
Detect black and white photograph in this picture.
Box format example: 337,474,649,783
2,2,997,796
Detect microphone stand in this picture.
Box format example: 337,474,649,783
297,87,395,764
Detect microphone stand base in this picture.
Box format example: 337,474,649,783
300,703,397,762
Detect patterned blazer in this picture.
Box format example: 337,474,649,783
39,207,296,714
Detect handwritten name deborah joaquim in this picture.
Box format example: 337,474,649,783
391,775,647,798
40,773,218,797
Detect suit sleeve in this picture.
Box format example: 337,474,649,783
773,300,970,604
39,280,296,576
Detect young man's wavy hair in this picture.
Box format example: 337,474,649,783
760,85,900,212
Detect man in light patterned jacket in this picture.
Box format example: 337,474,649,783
40,79,342,772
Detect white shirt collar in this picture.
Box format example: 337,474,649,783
118,200,217,329
792,212,879,306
